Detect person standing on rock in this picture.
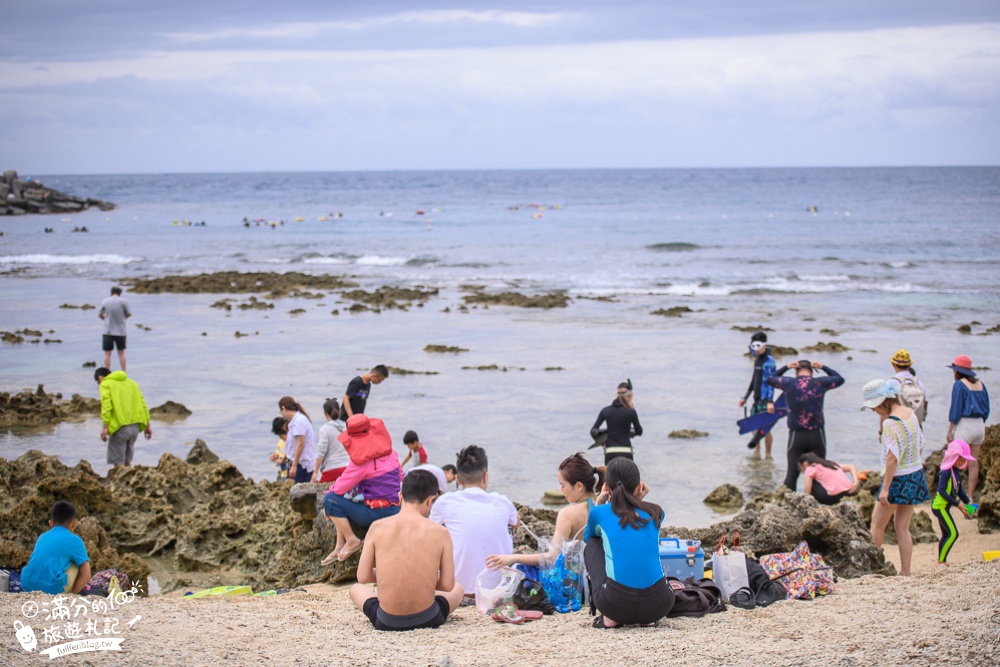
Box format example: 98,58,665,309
95,366,151,468
340,365,389,421
98,286,131,372
766,360,844,491
591,381,642,464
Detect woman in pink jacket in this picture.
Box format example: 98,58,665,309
321,414,403,564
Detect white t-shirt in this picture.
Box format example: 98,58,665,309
285,412,316,472
429,486,518,592
315,421,348,473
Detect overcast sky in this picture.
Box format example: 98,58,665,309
2,2,998,174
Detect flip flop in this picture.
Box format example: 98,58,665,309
320,549,341,566
337,541,363,562
491,604,525,624
519,610,543,621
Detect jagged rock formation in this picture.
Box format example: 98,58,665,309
1,170,114,216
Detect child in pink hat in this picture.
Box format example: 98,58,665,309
931,440,977,565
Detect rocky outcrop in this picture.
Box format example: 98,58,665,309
1,170,114,216
125,271,356,296
0,385,99,428
461,290,569,309
704,484,744,508
669,429,709,439
1,386,190,429
665,491,895,578
149,401,192,420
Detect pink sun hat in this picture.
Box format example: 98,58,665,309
941,440,976,471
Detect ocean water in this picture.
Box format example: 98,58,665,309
1,167,998,527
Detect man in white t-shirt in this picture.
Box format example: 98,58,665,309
429,445,519,597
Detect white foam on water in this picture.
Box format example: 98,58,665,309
0,253,137,265
354,255,408,266
301,256,351,265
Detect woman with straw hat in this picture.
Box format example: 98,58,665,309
945,355,990,497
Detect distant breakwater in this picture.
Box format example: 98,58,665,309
1,170,115,216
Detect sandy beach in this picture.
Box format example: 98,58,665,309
3,534,998,667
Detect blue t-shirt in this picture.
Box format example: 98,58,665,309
20,526,89,594
948,381,990,424
585,503,663,589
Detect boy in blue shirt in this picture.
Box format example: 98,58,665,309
20,501,92,595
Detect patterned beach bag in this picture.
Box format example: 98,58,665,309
759,541,835,600
82,569,131,597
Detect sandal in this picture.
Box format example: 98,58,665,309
592,614,621,629
491,603,525,624
336,540,364,562
519,610,543,621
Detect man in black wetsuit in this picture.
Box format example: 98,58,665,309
591,382,642,464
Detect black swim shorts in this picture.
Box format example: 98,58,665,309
102,335,126,351
363,595,449,631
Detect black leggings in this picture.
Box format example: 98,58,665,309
810,480,850,506
584,537,674,625
783,429,826,490
932,506,959,563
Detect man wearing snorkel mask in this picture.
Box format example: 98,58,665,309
739,332,777,456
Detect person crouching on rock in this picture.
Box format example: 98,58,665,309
584,457,674,628
798,453,860,505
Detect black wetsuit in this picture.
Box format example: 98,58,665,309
591,398,642,464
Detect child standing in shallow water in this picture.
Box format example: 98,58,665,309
932,440,977,565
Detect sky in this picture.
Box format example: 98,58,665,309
1,1,999,173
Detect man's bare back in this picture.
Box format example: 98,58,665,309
350,470,464,630
364,509,453,614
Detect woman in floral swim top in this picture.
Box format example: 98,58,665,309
767,359,845,491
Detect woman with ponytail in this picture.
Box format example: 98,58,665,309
584,457,673,628
591,381,642,464
486,453,604,570
278,396,316,484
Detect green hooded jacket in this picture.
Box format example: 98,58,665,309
99,371,150,435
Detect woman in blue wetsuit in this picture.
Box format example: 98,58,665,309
591,382,642,464
584,457,674,628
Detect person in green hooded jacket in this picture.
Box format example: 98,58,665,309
95,367,152,467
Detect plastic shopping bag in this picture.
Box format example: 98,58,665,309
538,537,586,613
474,566,525,614
712,532,749,600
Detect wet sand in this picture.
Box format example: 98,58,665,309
2,534,998,667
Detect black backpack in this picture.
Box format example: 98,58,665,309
665,577,727,617
745,556,786,606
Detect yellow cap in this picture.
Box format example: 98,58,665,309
890,349,912,367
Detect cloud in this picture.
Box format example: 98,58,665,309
163,9,569,43
0,22,998,171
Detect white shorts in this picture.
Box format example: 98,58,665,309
952,417,985,447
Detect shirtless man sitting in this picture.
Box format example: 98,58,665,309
349,469,464,631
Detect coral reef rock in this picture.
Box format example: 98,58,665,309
704,484,744,507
